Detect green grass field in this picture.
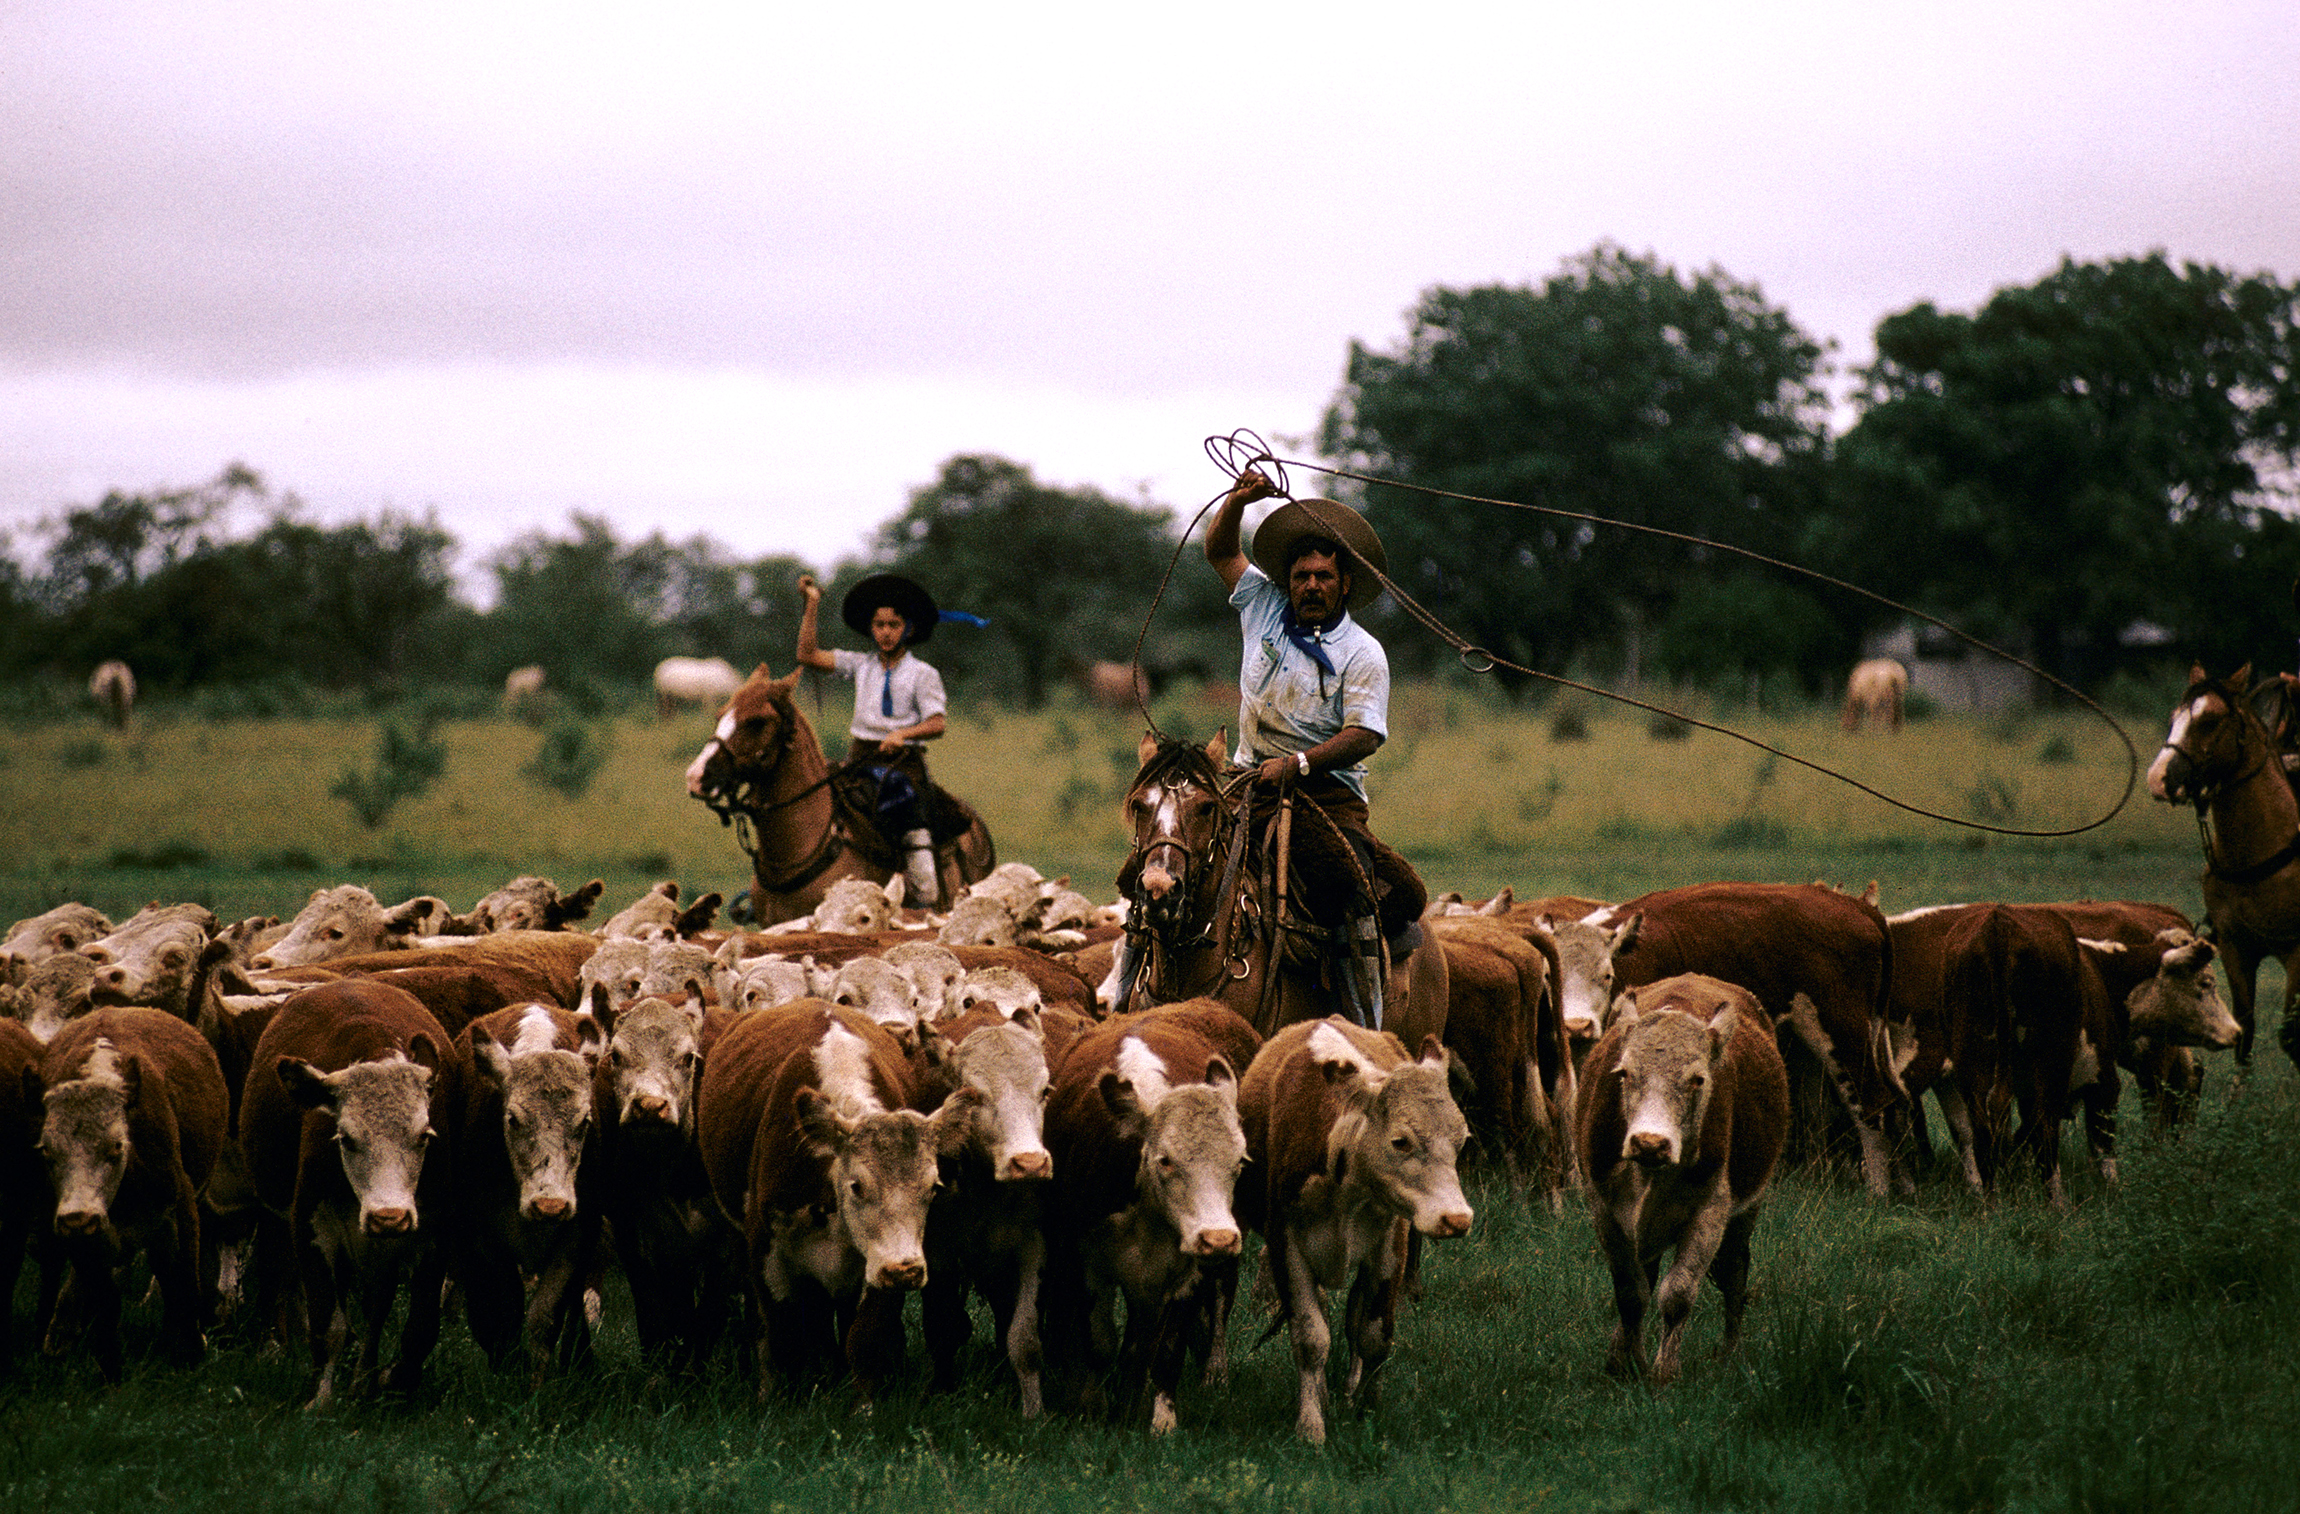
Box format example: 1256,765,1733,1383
4,692,2293,1514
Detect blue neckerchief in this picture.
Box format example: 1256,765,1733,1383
1280,604,1343,685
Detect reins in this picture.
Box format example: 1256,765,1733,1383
2170,678,2300,882
1124,431,2142,840
696,700,859,895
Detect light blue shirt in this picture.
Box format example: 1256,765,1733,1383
830,648,947,742
1228,566,1389,801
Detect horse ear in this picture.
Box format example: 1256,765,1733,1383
1204,729,1229,766
768,667,801,700
2190,662,2210,686
1138,731,1160,766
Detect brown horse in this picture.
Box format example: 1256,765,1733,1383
2147,662,2300,1066
1101,732,1443,1046
683,664,996,925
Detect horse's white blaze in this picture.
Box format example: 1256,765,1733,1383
2147,699,2205,798
813,1020,884,1118
1114,1035,1173,1106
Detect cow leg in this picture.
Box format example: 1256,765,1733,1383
844,1286,907,1412
461,1249,522,1370
1934,1082,1985,1194
1595,1203,1654,1382
1710,1206,1760,1357
351,1250,408,1400
1779,993,1893,1196
1144,1285,1203,1436
1197,1257,1237,1388
74,1246,126,1384
921,1266,972,1394
1004,1238,1047,1418
300,1239,348,1409
158,1182,209,1365
387,1245,448,1400
2080,1068,2121,1190
1651,1188,1733,1387
1342,1220,1407,1413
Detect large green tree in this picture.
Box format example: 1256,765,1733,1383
1828,254,2300,683
1319,244,1837,684
866,454,1230,708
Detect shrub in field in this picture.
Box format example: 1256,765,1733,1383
57,739,107,769
104,841,212,870
523,718,612,798
1549,707,1590,741
330,715,448,828
2038,732,2077,763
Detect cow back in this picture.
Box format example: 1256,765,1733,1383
1047,1000,1258,1226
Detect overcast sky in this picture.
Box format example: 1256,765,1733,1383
5,0,2296,595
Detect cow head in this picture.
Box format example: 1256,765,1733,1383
595,995,705,1137
473,1010,601,1222
1313,1026,1473,1239
830,957,922,1047
17,952,97,1045
277,1040,441,1236
795,1084,983,1291
80,904,218,1020
252,886,444,969
38,1039,139,1243
457,875,604,934
884,942,965,1021
1544,910,1640,1052
2126,930,2241,1049
813,877,905,935
1608,983,1735,1170
946,1012,1053,1182
1,903,113,987
1101,1055,1246,1257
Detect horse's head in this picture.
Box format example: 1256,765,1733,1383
1124,730,1230,929
684,664,804,805
2148,662,2267,806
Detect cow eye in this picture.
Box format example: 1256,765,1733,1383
337,1133,362,1153
848,1179,866,1199
1686,1073,1707,1090
327,929,344,941
1156,1154,1175,1171
1391,1135,1412,1153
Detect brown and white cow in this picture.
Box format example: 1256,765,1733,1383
248,886,450,970
591,994,741,1373
1840,657,1908,733
238,979,458,1407
30,1007,229,1380
452,1003,604,1382
1577,973,1788,1385
920,1007,1057,1414
1426,914,1562,1199
81,903,240,1034
597,881,723,943
450,875,606,935
1238,1018,1472,1443
10,951,98,1046
696,1000,979,1406
1567,884,1902,1196
2,903,113,986
1042,1001,1258,1432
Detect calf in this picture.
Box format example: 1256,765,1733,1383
82,903,240,1034
592,994,740,1373
451,875,605,935
1042,1001,1257,1432
920,1007,1056,1413
1238,1018,1471,1443
249,886,450,970
238,979,457,1407
2,903,113,986
31,1007,230,1379
452,1003,604,1381
1578,973,1788,1385
696,1001,979,1405
828,956,925,1046
598,881,722,943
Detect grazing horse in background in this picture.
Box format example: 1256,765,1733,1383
1104,732,1443,1047
1840,658,1907,733
682,665,995,925
89,661,135,729
2148,662,2300,1066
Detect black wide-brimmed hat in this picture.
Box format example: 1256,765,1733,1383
1250,498,1388,610
842,573,940,644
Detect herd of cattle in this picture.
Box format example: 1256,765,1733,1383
0,862,2248,1440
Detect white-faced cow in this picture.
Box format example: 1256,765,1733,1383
30,1007,229,1380
696,1000,980,1407
1041,1001,1259,1432
249,886,450,970
1238,1018,1472,1443
597,881,722,943
451,875,605,935
1577,973,1788,1386
238,979,457,1408
2,903,113,986
655,655,746,720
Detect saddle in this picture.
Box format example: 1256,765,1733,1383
828,763,974,865
2247,674,2300,795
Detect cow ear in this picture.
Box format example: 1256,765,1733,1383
115,1053,144,1104
1204,730,1230,766
277,1057,336,1111
931,1084,986,1155
553,880,605,929
387,897,442,937
2231,663,2254,694
1477,888,1513,917
1417,1033,1449,1072
1613,913,1643,954
574,1014,605,1065
914,1020,951,1071
1707,1003,1740,1050
1203,1055,1238,1102
406,1032,441,1076
883,874,907,911
1098,1070,1149,1133
471,1027,509,1089
794,1088,852,1158
1611,988,1642,1027
677,893,723,936
590,992,619,1041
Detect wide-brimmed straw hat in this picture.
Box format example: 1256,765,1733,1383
842,573,940,644
1250,498,1388,611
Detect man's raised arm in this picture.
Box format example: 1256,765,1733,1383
1205,468,1276,593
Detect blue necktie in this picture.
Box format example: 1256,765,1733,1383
881,667,894,719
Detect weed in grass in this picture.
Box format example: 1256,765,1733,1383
333,715,449,828
524,719,612,798
254,847,323,871
1712,816,1789,849
1963,773,2020,823
1647,713,1694,741
57,739,108,769
625,850,673,875
2038,732,2077,763
1042,717,1081,754
104,840,213,870
1548,708,1590,742
1518,769,1564,824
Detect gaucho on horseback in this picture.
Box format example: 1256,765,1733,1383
795,572,964,905
1121,465,1428,1027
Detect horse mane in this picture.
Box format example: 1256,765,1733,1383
1131,734,1222,796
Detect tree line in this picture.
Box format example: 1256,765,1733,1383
6,247,2295,709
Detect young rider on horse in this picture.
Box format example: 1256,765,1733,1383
1205,466,1427,1027
796,572,951,905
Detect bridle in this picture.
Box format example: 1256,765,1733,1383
1121,744,1258,996
694,698,857,895
2163,679,2300,883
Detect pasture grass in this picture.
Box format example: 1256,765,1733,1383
6,691,2291,1512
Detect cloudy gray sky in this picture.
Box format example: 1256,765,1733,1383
5,0,2296,591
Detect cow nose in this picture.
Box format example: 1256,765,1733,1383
56,1209,105,1236
364,1207,415,1235
527,1196,571,1220
875,1258,927,1291
1433,1210,1474,1239
1004,1150,1052,1182
1626,1133,1672,1166
1563,1016,1596,1040
634,1094,671,1122
94,966,133,995
1191,1227,1241,1257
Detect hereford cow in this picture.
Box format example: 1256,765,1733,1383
591,994,740,1373
1426,914,1560,1197
1238,1018,1472,1443
919,1007,1056,1414
248,886,450,970
1566,884,1902,1196
1841,658,1908,733
81,903,238,1032
2,903,113,986
89,660,135,728
452,1003,604,1381
1041,1001,1258,1432
450,875,605,935
654,656,745,720
1577,973,1788,1385
30,1008,229,1380
238,979,458,1407
10,952,98,1046
696,1000,980,1406
597,881,722,943
1080,660,1149,710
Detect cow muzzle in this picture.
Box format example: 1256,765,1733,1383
1625,1132,1676,1168
1002,1149,1052,1182
872,1257,928,1291
363,1206,417,1236
1187,1227,1242,1258
55,1208,109,1239
1425,1209,1473,1239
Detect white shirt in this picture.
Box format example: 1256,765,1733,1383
1228,566,1389,801
830,648,947,742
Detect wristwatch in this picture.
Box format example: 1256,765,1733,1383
1295,750,1311,776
